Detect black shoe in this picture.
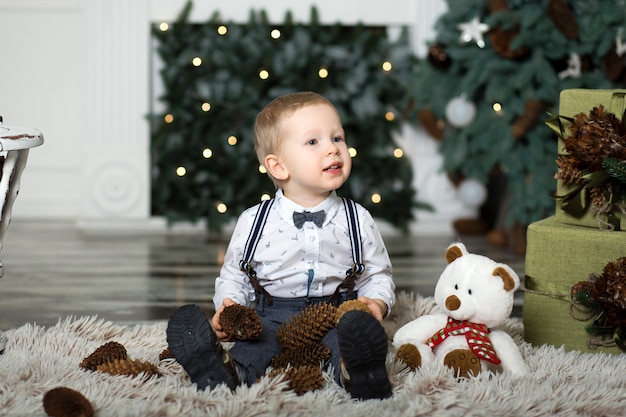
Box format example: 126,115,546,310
166,304,238,391
337,310,392,400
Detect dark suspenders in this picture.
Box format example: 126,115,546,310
238,197,364,306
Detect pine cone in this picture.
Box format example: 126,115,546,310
603,46,626,81
96,357,161,378
555,155,585,184
596,257,626,327
547,0,578,40
43,387,94,417
219,304,263,341
511,100,547,138
566,106,626,171
489,26,529,60
270,342,331,369
159,347,173,361
589,184,610,208
335,299,372,324
276,303,337,350
269,365,325,395
80,341,127,371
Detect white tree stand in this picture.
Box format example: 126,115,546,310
0,117,44,352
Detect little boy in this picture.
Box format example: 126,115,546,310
166,91,395,400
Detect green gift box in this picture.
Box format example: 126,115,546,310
523,216,625,354
546,89,626,231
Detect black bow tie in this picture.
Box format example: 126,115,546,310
293,210,326,229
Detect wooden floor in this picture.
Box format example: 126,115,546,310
0,220,525,330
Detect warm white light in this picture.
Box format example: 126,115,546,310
371,193,382,204
201,102,211,112
159,22,169,32
259,165,267,174
270,29,281,39
176,166,186,176
192,57,202,67
393,148,404,158
385,111,395,121
164,114,174,123
261,193,271,201
349,147,357,157
493,102,502,112
227,135,238,145
202,148,213,158
259,69,270,80
216,202,227,213
217,25,228,36
382,61,392,71
318,68,329,78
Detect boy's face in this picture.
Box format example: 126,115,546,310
270,103,352,204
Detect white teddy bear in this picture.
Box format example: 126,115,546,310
393,242,529,378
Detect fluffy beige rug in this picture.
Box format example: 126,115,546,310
1,292,624,417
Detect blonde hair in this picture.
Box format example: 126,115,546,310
254,92,337,179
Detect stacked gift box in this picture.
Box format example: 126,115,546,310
523,89,626,354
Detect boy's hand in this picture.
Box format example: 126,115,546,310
357,296,387,322
212,297,236,341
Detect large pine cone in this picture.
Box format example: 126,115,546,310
43,387,94,417
96,358,160,378
79,341,127,371
269,365,325,395
219,304,262,341
270,342,331,369
276,303,337,350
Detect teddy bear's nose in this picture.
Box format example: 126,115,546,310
445,295,461,311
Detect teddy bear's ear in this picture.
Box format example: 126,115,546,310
492,266,518,292
445,242,467,264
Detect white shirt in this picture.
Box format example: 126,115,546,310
214,189,395,314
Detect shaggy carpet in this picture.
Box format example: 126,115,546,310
1,292,624,417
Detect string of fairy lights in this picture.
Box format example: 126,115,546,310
157,22,406,215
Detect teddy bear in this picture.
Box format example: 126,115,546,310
393,242,529,378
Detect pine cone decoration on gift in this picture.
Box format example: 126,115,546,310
276,302,337,350
488,0,509,12
96,357,161,378
555,154,585,184
79,341,127,371
159,347,173,361
268,365,325,395
43,387,94,417
418,108,445,140
335,299,372,324
270,342,331,369
594,257,626,328
571,257,626,349
219,304,263,341
566,106,626,172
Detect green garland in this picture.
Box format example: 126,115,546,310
150,1,427,232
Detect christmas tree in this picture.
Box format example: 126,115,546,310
406,0,626,235
150,2,425,232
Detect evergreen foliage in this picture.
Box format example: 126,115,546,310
405,0,626,226
150,2,423,232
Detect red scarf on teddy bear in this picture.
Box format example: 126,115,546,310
425,317,501,365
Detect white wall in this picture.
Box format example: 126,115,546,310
0,0,469,234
